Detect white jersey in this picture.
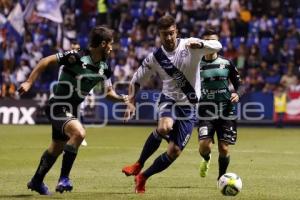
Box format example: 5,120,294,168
131,38,222,103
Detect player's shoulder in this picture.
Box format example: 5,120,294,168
141,52,155,68
216,56,231,65
57,48,85,58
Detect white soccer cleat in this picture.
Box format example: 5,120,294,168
81,139,87,146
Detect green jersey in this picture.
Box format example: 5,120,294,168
199,56,241,116
50,49,111,106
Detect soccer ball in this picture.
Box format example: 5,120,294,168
218,172,242,196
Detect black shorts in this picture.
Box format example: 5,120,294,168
45,103,78,141
198,118,237,145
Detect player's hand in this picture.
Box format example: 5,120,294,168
121,94,129,104
17,81,32,96
123,102,136,123
230,93,239,103
187,42,203,49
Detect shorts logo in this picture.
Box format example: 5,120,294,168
66,112,73,117
182,134,191,147
199,126,208,136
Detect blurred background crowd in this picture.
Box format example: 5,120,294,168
1,0,300,99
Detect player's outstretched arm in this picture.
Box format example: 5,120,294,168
18,55,58,95
105,86,129,103
123,83,140,122
187,38,222,54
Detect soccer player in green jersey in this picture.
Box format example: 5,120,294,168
197,28,242,180
18,26,129,195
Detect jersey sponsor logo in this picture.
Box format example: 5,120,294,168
82,63,87,69
220,64,225,69
199,126,208,136
142,58,151,69
98,68,104,75
65,50,78,55
172,71,187,88
203,88,227,94
160,59,174,69
180,49,188,58
58,52,63,59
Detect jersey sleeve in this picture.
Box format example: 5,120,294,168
130,54,156,86
104,78,112,87
56,50,82,66
187,37,222,55
228,60,243,96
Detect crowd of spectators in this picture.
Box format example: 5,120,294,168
1,0,300,99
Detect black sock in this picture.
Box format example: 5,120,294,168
32,150,58,183
137,130,162,166
143,152,175,178
60,144,78,178
200,152,211,162
218,155,230,179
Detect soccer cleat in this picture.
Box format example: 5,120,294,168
81,139,88,146
122,162,142,176
199,158,210,177
55,177,73,193
134,173,147,193
27,180,51,195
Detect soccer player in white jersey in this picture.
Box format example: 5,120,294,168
121,15,222,193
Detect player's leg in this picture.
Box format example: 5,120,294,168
135,110,194,193
122,117,173,176
135,141,181,193
218,141,230,180
216,119,237,180
198,120,215,177
198,138,213,177
56,119,86,193
27,139,66,195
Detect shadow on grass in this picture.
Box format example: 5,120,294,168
0,194,33,199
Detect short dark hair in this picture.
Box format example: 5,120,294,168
157,15,176,30
202,27,219,37
89,26,114,48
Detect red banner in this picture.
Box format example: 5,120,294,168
285,92,300,122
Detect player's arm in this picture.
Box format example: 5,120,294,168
18,55,58,95
228,61,243,103
187,38,222,55
124,55,155,122
18,50,81,95
105,85,129,103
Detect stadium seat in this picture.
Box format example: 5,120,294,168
246,36,258,47
295,18,300,29
131,8,142,18
120,37,131,48
79,36,88,49
220,37,230,49
232,37,245,49
259,37,272,56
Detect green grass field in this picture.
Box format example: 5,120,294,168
0,125,299,200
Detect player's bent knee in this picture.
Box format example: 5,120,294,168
167,143,181,160
218,143,229,156
72,128,86,141
157,126,172,135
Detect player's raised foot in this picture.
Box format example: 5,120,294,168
199,158,210,177
122,162,142,176
55,177,73,193
27,180,51,195
135,173,147,193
